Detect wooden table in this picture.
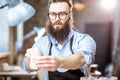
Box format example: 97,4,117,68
0,54,38,80
0,53,11,71
0,66,37,80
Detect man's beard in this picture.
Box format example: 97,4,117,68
48,20,70,42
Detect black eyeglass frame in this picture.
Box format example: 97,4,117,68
48,11,70,20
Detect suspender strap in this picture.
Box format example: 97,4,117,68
70,35,74,54
49,42,52,55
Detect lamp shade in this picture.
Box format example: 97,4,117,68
7,2,35,27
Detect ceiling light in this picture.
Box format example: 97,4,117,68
73,0,85,10
100,0,118,11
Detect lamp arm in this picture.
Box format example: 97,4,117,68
6,0,20,8
0,4,8,9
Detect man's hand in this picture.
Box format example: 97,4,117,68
24,48,40,71
36,56,61,72
36,52,85,71
24,48,61,72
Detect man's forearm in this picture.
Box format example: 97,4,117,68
59,52,86,70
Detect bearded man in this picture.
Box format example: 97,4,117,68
22,0,96,80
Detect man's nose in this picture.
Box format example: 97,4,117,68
55,15,60,21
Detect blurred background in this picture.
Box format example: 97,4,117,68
0,0,120,79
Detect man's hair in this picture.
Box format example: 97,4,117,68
48,0,73,11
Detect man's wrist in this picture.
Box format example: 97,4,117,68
58,57,64,68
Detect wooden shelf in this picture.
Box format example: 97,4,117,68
0,53,10,59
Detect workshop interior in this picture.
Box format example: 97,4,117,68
0,0,120,80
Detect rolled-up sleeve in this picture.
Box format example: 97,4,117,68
75,34,96,66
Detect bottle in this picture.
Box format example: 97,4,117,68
30,48,41,70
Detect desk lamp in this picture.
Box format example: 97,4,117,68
0,0,36,26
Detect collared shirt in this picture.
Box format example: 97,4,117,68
22,30,96,80
32,30,96,80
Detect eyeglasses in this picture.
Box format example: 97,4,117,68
48,12,69,20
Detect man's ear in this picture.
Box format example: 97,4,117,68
69,0,73,11
69,11,73,17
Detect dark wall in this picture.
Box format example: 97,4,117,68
85,22,112,75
